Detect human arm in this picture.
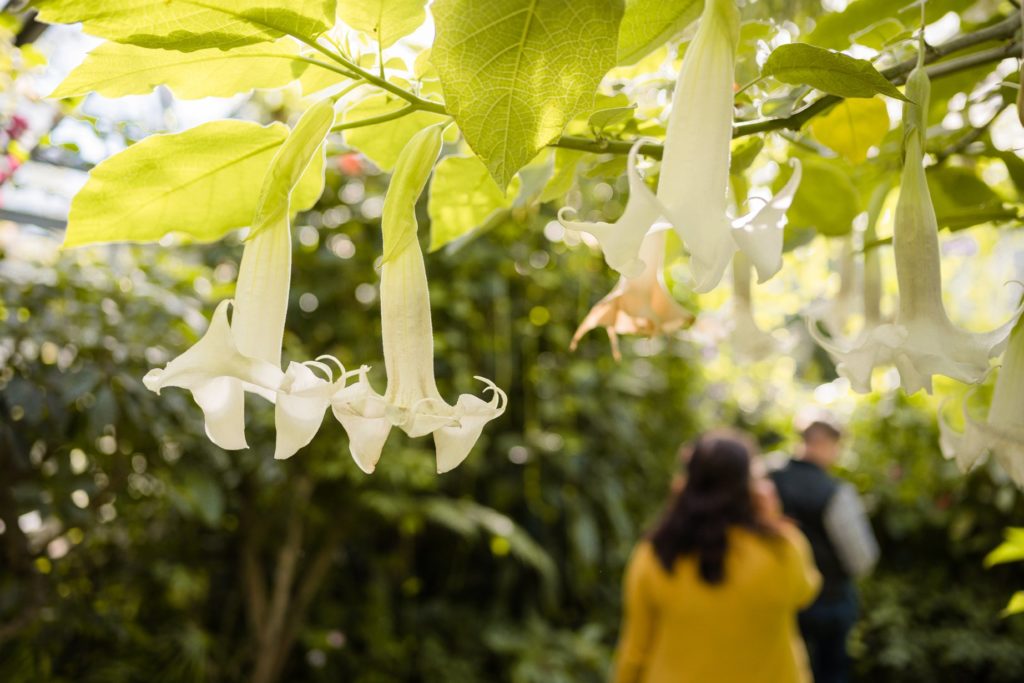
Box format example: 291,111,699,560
612,544,658,683
823,482,879,578
779,522,822,609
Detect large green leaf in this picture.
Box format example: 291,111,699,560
64,120,324,247
617,0,702,65
51,41,330,99
427,155,518,251
777,156,859,236
342,94,448,171
763,43,909,102
810,97,891,163
35,0,336,51
337,0,427,47
927,165,1011,231
431,0,624,188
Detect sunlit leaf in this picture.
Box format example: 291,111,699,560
35,0,336,51
777,156,859,236
51,40,326,99
337,0,427,47
341,94,448,171
64,120,323,247
431,0,624,187
763,43,909,102
810,97,891,163
427,155,519,251
617,0,702,66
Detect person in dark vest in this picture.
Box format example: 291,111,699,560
771,419,878,683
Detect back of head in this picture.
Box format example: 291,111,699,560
801,419,842,467
650,430,760,584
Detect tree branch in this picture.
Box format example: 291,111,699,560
554,12,1023,155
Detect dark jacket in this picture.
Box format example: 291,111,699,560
771,459,849,603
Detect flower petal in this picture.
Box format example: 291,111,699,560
274,361,333,460
657,0,739,293
331,371,392,474
191,376,248,450
143,300,283,449
557,141,661,278
731,159,801,284
433,378,508,474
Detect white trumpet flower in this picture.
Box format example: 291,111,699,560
729,253,784,362
940,316,1024,487
144,100,336,459
558,0,801,292
810,59,1020,394
331,124,507,474
570,230,694,360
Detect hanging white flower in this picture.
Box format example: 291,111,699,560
331,124,507,474
558,0,801,292
144,100,337,459
940,316,1024,487
809,57,1020,394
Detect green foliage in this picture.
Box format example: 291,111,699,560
809,97,890,164
0,159,704,679
430,0,624,187
337,0,427,47
842,394,1024,682
763,43,909,101
34,0,336,51
427,156,518,252
341,94,448,171
616,0,702,65
51,41,319,100
63,121,324,247
778,156,859,236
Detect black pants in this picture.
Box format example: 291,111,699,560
798,586,858,683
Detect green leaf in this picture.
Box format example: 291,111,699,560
51,40,329,100
1002,592,1024,618
64,120,300,247
431,0,624,188
342,94,448,171
729,137,764,174
985,528,1024,567
617,0,702,65
777,156,859,236
35,0,336,51
928,166,1007,231
763,43,909,102
539,148,583,203
810,97,890,163
250,98,335,238
588,104,637,132
428,155,519,251
337,0,427,48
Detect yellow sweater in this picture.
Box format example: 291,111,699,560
613,524,821,683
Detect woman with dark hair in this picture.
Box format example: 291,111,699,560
613,430,821,683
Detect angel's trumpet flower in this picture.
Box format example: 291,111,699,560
810,56,1020,394
558,0,801,292
144,100,337,459
570,231,694,360
331,124,507,474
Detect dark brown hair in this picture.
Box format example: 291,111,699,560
649,430,773,584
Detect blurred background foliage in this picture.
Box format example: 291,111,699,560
3,0,1024,681
1,156,1022,682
